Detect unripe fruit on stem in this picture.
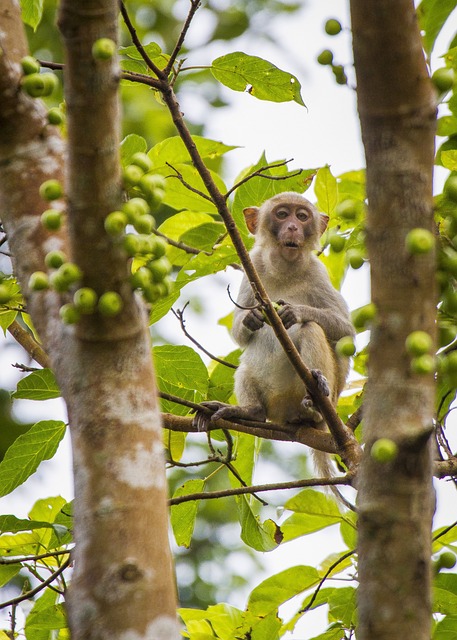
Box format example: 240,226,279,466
123,164,144,187
28,271,49,291
410,354,435,375
130,267,152,290
441,351,457,374
60,303,81,325
122,197,150,220
325,18,342,35
335,199,358,220
329,232,345,253
370,438,398,463
405,330,433,356
41,209,62,231
432,67,454,93
48,108,64,125
49,271,70,292
98,291,123,317
133,214,155,234
58,262,83,285
333,66,348,85
405,228,435,255
21,73,45,97
104,211,127,236
437,551,457,570
45,250,66,269
130,152,154,173
160,276,174,297
151,236,168,259
147,256,172,283
444,175,457,203
39,179,63,201
40,73,58,97
317,49,333,65
142,284,163,303
123,234,141,257
73,287,98,313
336,335,356,357
92,38,116,60
352,303,377,330
348,249,364,269
21,56,40,75
439,247,457,277
137,235,156,254
0,284,12,304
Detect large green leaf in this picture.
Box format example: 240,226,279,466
120,134,147,166
13,368,60,400
328,586,357,627
170,478,205,548
281,489,343,541
0,420,66,497
0,564,20,588
211,52,305,106
434,615,457,640
148,136,238,167
25,589,67,640
417,0,457,55
315,165,338,215
0,514,56,534
207,349,241,403
20,0,44,31
237,495,281,552
153,345,208,415
152,164,226,213
248,565,320,616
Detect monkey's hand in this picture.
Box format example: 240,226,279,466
311,369,330,396
277,302,300,329
192,401,266,431
242,308,265,332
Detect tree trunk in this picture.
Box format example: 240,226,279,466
350,1,436,638
0,0,178,637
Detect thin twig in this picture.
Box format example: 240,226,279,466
0,549,72,565
7,320,51,368
166,162,213,202
172,304,237,369
119,1,164,78
224,160,304,199
300,549,356,613
0,557,71,610
169,473,353,505
164,0,201,76
153,228,211,256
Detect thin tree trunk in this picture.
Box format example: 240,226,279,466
0,0,178,637
350,1,436,638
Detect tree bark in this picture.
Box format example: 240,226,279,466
350,1,436,638
0,0,178,637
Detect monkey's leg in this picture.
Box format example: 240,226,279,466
192,401,266,432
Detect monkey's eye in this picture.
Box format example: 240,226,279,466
275,209,289,219
296,209,309,221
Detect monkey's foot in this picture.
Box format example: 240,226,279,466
311,369,330,396
192,401,266,431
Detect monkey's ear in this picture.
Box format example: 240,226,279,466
243,207,260,234
319,213,330,236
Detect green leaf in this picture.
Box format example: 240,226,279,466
20,0,44,31
211,52,305,106
309,625,346,640
154,345,208,415
12,368,60,400
434,615,457,640
340,511,357,549
0,420,66,497
442,150,457,171
0,514,56,534
328,586,357,627
207,349,241,403
434,587,457,615
152,164,226,213
315,166,338,215
281,489,343,541
171,479,205,548
237,495,281,552
163,429,186,462
48,500,73,550
25,589,67,640
120,134,147,166
0,564,20,588
180,604,244,640
119,42,169,69
148,136,238,167
417,0,457,55
248,565,319,616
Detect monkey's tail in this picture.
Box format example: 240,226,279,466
312,449,356,511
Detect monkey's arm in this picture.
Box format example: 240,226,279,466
278,300,354,342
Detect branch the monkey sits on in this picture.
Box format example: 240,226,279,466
197,192,355,475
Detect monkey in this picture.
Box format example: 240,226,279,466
196,192,355,474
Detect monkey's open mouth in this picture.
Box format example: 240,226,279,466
283,241,300,248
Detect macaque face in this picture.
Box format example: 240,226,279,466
268,200,316,250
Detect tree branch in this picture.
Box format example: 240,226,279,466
7,320,51,368
0,557,71,610
169,473,353,506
